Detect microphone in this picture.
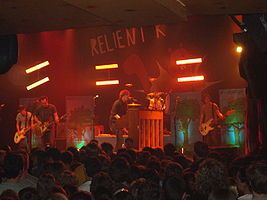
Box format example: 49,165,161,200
93,95,99,99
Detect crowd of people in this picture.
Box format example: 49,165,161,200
0,139,267,200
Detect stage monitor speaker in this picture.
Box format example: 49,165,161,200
0,34,18,74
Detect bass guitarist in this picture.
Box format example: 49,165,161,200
16,105,33,151
34,96,59,148
199,93,225,146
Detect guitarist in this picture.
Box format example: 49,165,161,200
199,93,225,146
34,96,59,148
16,105,33,151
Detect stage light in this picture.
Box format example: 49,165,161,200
26,77,50,90
177,75,204,82
125,83,133,87
236,46,243,53
95,64,118,70
26,61,50,74
96,80,119,86
176,58,202,65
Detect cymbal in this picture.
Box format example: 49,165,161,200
147,92,165,96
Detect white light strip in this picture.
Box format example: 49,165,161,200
26,61,50,74
177,75,204,82
26,77,50,90
95,64,119,70
176,58,202,65
96,80,119,86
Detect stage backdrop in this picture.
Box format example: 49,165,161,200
65,96,95,148
219,88,246,150
170,92,202,147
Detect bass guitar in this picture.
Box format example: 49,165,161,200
199,109,235,136
14,124,37,144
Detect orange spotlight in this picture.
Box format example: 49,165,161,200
26,77,50,90
236,46,243,53
96,80,119,86
177,75,204,82
125,83,133,87
176,58,202,65
95,64,119,70
26,61,50,74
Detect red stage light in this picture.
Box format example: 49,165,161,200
26,77,50,90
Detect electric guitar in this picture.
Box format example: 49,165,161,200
199,109,235,136
14,124,37,144
37,113,68,136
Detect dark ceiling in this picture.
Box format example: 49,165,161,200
0,0,266,34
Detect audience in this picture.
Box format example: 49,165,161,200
0,140,266,200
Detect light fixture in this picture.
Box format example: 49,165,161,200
95,64,118,70
26,61,50,74
236,46,243,53
26,77,50,90
177,75,204,82
176,58,202,65
96,80,119,86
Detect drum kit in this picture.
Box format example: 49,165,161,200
146,92,166,111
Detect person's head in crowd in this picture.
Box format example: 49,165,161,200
85,142,101,157
97,154,111,172
142,146,153,154
37,173,57,199
234,165,251,196
3,152,24,179
118,152,133,165
146,156,161,173
90,172,114,195
45,161,65,181
193,141,209,160
113,188,134,200
136,151,151,166
19,187,39,200
59,170,78,187
164,143,176,157
154,148,164,160
130,178,160,200
195,159,228,198
124,138,134,149
109,157,130,184
29,148,47,177
92,187,113,200
0,189,19,200
63,184,78,199
60,151,73,169
70,191,93,200
128,164,145,183
66,147,80,163
183,171,196,194
208,188,237,200
90,139,99,145
173,155,192,169
84,156,102,178
162,176,186,200
164,161,183,179
101,142,114,157
46,147,61,161
44,192,68,200
246,162,267,198
126,149,137,162
143,168,160,184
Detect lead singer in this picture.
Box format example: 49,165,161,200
109,89,131,150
